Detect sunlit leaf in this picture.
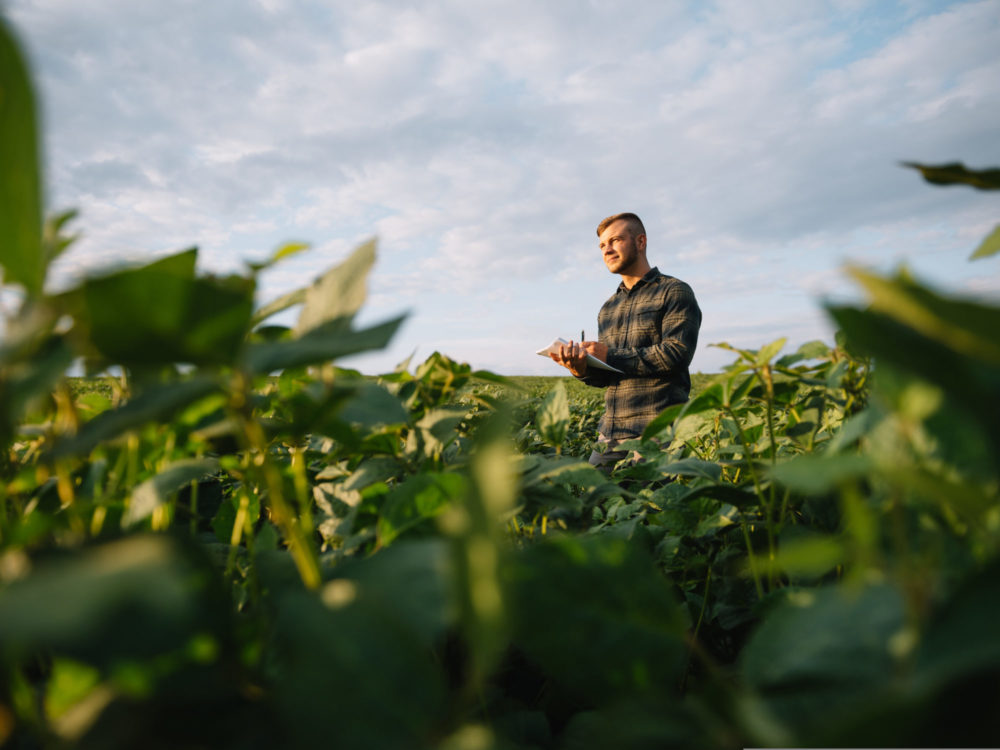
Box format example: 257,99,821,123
755,337,787,367
377,473,465,545
251,287,306,327
536,380,569,448
659,457,723,481
970,223,1000,260
642,383,723,440
123,458,219,528
293,238,376,336
521,455,606,488
641,402,685,440
777,340,829,367
247,241,310,273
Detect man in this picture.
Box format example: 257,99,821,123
549,212,702,470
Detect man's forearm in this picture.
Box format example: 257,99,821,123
605,337,695,377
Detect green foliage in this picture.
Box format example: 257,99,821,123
0,18,43,295
2,26,999,748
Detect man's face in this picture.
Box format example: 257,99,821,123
599,219,641,275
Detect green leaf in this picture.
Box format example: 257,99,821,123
828,305,1000,456
902,161,1000,190
742,583,905,728
970,223,1000,260
247,240,310,272
377,473,465,545
470,369,522,389
505,535,686,704
915,560,1000,688
769,454,872,494
755,337,787,367
243,315,404,375
847,267,1000,365
0,536,219,667
293,238,376,336
641,402,685,440
659,457,723,481
123,458,219,528
0,334,73,441
49,376,221,458
642,383,724,440
777,340,830,367
521,455,606,488
250,286,306,327
269,586,445,749
42,209,80,268
536,380,569,448
78,249,255,365
766,535,844,579
343,456,402,492
679,483,759,508
337,381,409,429
0,18,44,294
329,539,457,646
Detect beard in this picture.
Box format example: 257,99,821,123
604,244,637,274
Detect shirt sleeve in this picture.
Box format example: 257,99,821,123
604,282,701,377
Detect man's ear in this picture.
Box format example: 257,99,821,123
636,233,647,254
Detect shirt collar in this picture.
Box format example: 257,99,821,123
617,266,660,294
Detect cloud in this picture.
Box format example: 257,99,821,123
6,0,998,375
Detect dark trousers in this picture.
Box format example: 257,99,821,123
587,434,641,474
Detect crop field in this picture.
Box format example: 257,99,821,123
4,18,1000,750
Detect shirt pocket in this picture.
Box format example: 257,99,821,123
631,309,661,345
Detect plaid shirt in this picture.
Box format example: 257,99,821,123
580,267,701,440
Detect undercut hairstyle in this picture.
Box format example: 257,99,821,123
597,212,646,239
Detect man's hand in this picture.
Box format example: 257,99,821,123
583,341,608,363
549,340,588,377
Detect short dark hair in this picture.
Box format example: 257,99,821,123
596,212,646,238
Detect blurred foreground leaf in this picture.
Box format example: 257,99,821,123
0,18,43,294
536,379,569,449
244,315,404,375
293,238,376,336
505,535,687,704
0,536,221,668
72,249,255,366
902,161,1000,190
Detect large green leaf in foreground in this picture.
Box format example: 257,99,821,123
71,249,255,366
0,18,43,294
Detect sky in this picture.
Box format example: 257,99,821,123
5,0,999,375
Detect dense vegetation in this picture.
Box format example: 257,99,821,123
3,17,1000,749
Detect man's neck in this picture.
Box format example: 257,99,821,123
619,261,652,289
